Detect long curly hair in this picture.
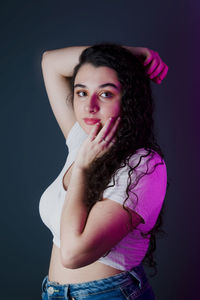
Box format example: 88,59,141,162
69,42,169,277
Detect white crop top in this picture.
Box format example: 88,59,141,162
39,122,167,271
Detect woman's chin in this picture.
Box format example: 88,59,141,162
81,122,103,135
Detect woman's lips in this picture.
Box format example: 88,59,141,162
83,118,100,125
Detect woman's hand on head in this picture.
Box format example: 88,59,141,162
142,48,168,84
125,46,168,84
74,117,120,171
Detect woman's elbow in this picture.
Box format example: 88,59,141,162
41,51,50,65
60,246,77,269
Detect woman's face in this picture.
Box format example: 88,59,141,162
73,63,122,134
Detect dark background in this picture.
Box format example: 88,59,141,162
1,0,199,299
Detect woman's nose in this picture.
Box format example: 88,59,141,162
85,95,99,113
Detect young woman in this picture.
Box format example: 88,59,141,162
40,43,168,299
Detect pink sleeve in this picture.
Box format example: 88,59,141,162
103,149,167,231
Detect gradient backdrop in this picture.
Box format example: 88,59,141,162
1,0,199,299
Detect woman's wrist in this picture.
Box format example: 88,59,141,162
73,161,89,173
124,46,148,58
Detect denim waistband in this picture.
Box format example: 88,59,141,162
41,263,149,299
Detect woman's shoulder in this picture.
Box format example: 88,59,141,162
66,121,88,151
128,147,166,172
114,148,165,176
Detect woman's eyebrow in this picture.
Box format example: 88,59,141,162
100,83,120,90
74,83,120,90
74,84,86,89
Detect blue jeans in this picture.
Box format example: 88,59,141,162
41,263,156,299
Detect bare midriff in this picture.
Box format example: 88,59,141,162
48,243,123,284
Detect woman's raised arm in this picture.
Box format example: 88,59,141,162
41,46,88,140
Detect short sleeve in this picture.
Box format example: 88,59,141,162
66,122,88,153
102,149,167,229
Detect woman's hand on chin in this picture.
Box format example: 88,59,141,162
74,116,120,171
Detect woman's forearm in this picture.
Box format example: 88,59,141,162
42,45,149,77
42,46,88,77
60,164,89,263
124,46,148,57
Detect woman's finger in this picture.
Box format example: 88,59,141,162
149,63,165,79
145,56,160,75
152,77,162,84
95,117,113,143
158,64,169,80
89,122,101,141
143,51,153,66
98,117,120,144
152,64,169,84
103,117,120,143
97,136,117,157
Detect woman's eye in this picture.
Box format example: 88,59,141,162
76,91,87,97
100,91,113,98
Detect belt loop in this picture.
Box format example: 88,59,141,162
127,264,144,289
64,284,70,299
41,275,48,292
